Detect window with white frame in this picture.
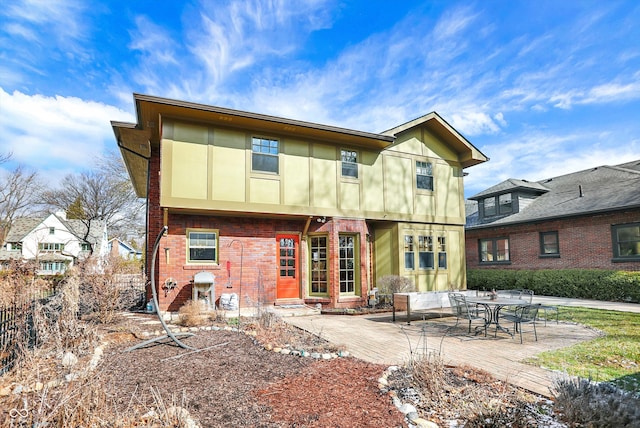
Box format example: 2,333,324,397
339,234,358,294
418,235,434,269
310,236,328,294
341,149,358,178
252,137,279,173
438,236,447,269
40,261,66,273
187,229,218,263
404,235,414,270
39,243,64,252
416,161,433,191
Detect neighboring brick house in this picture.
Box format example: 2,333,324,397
465,160,640,271
0,212,108,274
112,94,487,311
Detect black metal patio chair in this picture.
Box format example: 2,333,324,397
448,293,487,336
500,303,541,343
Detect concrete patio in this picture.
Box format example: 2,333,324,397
281,296,638,397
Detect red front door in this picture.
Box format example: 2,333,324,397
276,234,300,299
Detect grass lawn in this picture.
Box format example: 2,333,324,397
530,307,640,393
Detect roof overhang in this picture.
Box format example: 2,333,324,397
111,121,151,198
382,112,489,168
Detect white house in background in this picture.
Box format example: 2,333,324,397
108,238,142,260
0,212,108,275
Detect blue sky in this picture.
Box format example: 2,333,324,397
1,0,639,198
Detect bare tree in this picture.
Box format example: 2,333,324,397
40,151,144,251
0,153,42,246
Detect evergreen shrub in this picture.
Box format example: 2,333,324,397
467,269,640,303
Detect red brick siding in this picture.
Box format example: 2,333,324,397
465,210,640,271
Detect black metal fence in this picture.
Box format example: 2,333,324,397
0,298,32,375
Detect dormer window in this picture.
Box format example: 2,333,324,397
483,193,513,217
499,193,512,214
484,197,496,216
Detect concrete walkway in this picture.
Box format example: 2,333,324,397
281,296,639,398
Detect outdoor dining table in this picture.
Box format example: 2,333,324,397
465,296,529,337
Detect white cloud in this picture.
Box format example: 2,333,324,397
464,130,640,197
0,88,134,186
2,0,87,42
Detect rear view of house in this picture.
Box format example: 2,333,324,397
112,94,487,311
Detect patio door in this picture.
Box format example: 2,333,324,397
276,234,300,299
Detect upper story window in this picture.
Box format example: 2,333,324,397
483,193,514,217
540,231,559,256
187,229,218,264
612,223,640,261
39,243,64,252
252,137,279,174
341,149,358,178
499,193,513,214
416,161,433,191
81,243,92,251
483,197,496,216
6,242,22,251
479,237,510,263
49,227,55,235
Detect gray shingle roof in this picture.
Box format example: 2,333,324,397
467,160,640,229
470,178,549,199
3,215,105,245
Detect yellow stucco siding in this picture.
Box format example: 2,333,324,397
283,140,310,206
361,151,385,212
169,140,208,200
212,145,245,201
159,120,466,224
435,161,464,218
339,181,360,210
249,177,280,204
311,144,338,209
383,155,413,214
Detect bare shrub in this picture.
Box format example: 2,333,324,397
78,255,144,323
376,275,415,305
553,376,640,426
376,275,415,295
403,353,540,426
0,260,52,306
177,299,214,327
0,370,199,427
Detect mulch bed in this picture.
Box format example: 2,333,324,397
100,329,406,427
